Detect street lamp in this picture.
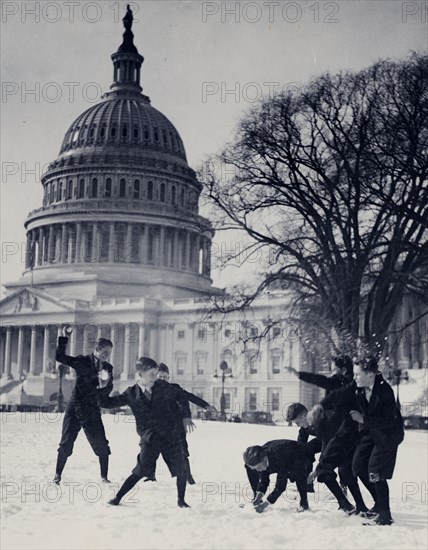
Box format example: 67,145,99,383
214,360,233,421
386,367,409,409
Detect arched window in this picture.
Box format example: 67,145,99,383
144,129,149,140
171,186,176,204
147,181,153,200
122,125,128,138
78,179,85,198
66,180,73,200
56,181,62,202
133,127,139,138
119,178,126,198
134,179,140,199
89,126,96,138
91,178,98,198
104,178,112,198
170,132,176,151
181,187,185,206
100,125,106,138
111,126,117,138
154,128,159,142
160,183,166,202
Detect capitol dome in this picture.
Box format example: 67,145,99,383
22,11,215,301
58,94,187,163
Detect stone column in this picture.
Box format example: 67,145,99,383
48,225,55,263
5,327,12,380
42,325,50,375
138,323,145,359
83,325,90,355
25,232,32,269
91,223,99,263
194,235,201,273
121,324,131,380
173,230,180,269
61,223,69,264
37,228,43,266
186,232,191,270
29,326,37,375
125,223,133,263
17,326,24,376
75,222,82,263
109,223,116,263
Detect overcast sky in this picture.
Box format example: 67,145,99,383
1,0,426,294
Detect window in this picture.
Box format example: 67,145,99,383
248,392,257,411
147,181,153,200
272,326,281,338
105,178,112,198
56,182,62,202
176,356,185,376
272,355,281,374
249,353,258,374
224,393,231,410
160,183,166,202
272,392,280,411
78,179,85,198
224,329,232,338
122,125,128,138
197,327,206,341
91,178,98,198
119,178,126,198
171,186,176,204
250,327,258,338
111,126,117,138
134,179,140,199
133,127,139,138
177,330,185,339
181,187,185,206
196,354,206,375
100,125,106,138
154,128,159,142
66,180,73,200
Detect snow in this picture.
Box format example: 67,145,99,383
1,413,427,550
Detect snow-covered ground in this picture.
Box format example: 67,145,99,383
1,413,427,550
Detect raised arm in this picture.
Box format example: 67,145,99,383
55,336,82,370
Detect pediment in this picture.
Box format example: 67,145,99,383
0,288,73,315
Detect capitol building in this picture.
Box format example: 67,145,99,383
1,13,426,419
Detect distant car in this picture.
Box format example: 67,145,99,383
403,415,428,430
241,411,275,425
197,409,220,421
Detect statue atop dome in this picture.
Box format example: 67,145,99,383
122,4,133,31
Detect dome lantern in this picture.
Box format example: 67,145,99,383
110,4,144,94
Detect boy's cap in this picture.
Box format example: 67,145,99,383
286,402,308,422
243,446,266,467
136,357,158,372
158,363,169,374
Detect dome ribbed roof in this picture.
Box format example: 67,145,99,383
59,94,187,161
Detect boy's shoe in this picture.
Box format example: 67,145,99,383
108,498,120,506
187,474,196,485
296,504,309,513
359,509,379,519
53,474,61,485
306,482,315,493
178,499,191,508
338,500,356,515
101,477,111,484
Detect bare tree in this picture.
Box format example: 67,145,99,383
202,53,428,357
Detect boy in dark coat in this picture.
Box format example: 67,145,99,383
155,363,217,484
243,439,314,513
53,330,114,484
98,357,194,508
287,402,369,514
313,356,404,525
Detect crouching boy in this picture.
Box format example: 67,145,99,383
243,439,314,513
98,357,194,508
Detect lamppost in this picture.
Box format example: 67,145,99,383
386,367,409,409
214,360,233,421
57,364,67,413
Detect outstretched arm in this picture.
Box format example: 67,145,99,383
55,337,82,370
